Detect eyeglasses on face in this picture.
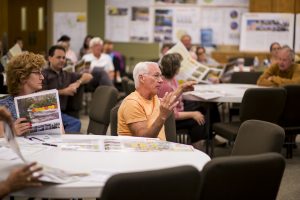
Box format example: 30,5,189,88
31,70,43,76
143,73,163,80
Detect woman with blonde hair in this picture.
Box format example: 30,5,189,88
0,52,45,136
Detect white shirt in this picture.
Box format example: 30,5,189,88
82,53,114,72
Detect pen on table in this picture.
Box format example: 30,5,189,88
42,143,58,147
29,136,44,142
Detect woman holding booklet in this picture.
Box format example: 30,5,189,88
157,53,207,143
0,52,46,135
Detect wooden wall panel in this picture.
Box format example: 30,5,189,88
250,0,272,12
272,0,295,13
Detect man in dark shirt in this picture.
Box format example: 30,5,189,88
43,45,92,132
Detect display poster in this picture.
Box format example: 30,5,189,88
105,0,154,42
53,12,86,56
173,7,200,43
200,7,247,46
154,8,174,43
240,13,294,52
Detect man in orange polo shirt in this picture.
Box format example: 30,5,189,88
118,62,194,140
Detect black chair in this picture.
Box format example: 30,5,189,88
110,104,120,136
87,86,118,135
64,86,84,119
212,87,286,151
229,71,263,121
198,153,285,200
231,120,285,156
100,165,201,200
280,84,300,158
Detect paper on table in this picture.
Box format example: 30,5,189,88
184,90,223,100
81,169,120,184
2,122,88,184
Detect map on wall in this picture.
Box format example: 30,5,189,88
53,12,87,57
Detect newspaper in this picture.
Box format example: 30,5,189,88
2,122,88,184
14,89,63,135
166,41,223,83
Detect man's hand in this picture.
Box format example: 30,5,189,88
59,83,79,96
179,80,197,92
159,92,179,120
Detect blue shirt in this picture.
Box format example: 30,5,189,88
0,95,17,120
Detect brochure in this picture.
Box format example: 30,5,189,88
166,41,223,84
14,89,63,135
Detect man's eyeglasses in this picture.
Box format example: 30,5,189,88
143,73,163,80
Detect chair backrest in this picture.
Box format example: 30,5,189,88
87,86,118,135
164,113,177,142
110,104,120,136
228,56,254,66
199,153,285,200
280,84,300,127
231,71,262,84
101,165,201,200
239,87,286,123
231,120,285,155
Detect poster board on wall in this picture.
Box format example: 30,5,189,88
239,13,294,52
105,0,248,45
53,12,87,56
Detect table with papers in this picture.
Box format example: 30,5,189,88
0,134,211,199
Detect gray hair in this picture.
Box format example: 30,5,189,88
133,62,157,88
89,37,103,48
281,45,295,61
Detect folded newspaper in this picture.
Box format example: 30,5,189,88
166,41,223,83
2,122,88,184
14,89,63,135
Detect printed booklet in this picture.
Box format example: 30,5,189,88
14,89,63,135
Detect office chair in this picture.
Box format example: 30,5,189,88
212,87,286,151
100,165,201,200
110,104,120,136
199,152,285,200
231,120,285,156
87,86,118,135
228,71,263,121
280,84,300,158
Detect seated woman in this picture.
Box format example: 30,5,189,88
264,42,281,67
157,53,206,143
0,52,46,136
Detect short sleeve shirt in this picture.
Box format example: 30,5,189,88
118,91,166,140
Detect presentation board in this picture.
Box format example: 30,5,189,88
105,0,248,45
295,14,300,53
239,13,294,52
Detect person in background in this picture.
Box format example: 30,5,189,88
42,45,93,132
82,37,115,80
160,43,173,57
0,106,43,198
0,52,45,136
196,46,220,67
57,35,78,64
158,53,206,143
257,45,300,87
14,37,24,51
103,40,126,82
79,35,93,59
180,34,197,59
118,61,195,140
263,42,281,68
